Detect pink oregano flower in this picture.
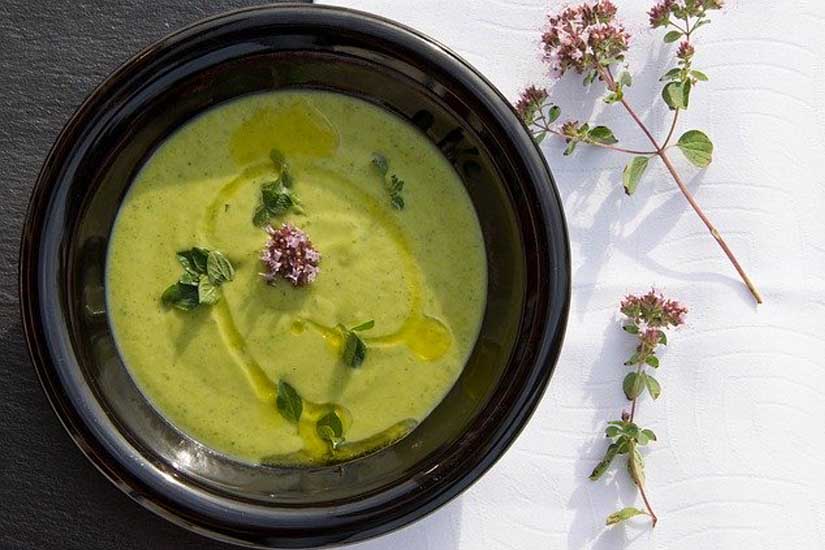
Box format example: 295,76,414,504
260,223,320,287
541,0,630,76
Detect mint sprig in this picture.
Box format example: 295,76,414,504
340,320,374,368
161,248,234,310
253,149,302,227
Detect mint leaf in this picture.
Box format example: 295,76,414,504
197,278,221,305
161,283,199,310
676,130,713,167
563,140,577,156
253,205,271,227
623,372,645,400
606,507,646,526
276,380,303,424
645,375,662,399
589,442,620,480
660,68,682,82
177,248,209,275
645,355,660,368
623,156,649,195
664,30,682,43
662,81,688,110
623,323,639,334
547,105,561,123
641,429,657,442
691,69,709,81
350,320,375,332
206,251,234,285
658,330,668,345
588,126,618,145
316,410,344,449
342,331,367,368
619,71,632,87
628,446,645,487
179,271,200,286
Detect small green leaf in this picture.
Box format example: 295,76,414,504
206,251,234,285
660,68,682,82
645,375,662,399
619,71,632,87
547,105,561,123
664,30,682,43
658,330,668,345
342,331,367,368
179,271,200,286
589,442,620,480
622,156,649,195
624,351,642,366
253,205,271,227
588,126,618,145
371,152,389,175
177,248,209,275
390,194,405,210
161,283,199,310
197,278,221,305
583,71,597,86
623,373,646,400
676,130,713,167
276,380,303,424
605,426,621,438
317,410,345,449
350,320,375,332
534,131,547,144
645,355,660,368
662,81,687,110
641,428,657,442
563,140,578,156
606,507,646,526
261,183,294,215
623,324,639,334
628,446,645,487
691,69,709,81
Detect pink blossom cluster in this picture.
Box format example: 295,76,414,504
648,0,724,29
621,289,687,329
541,0,630,76
260,223,320,287
514,85,549,121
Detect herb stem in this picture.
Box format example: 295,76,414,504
606,73,763,304
629,363,643,422
638,482,659,527
657,149,764,303
533,122,656,156
663,109,680,148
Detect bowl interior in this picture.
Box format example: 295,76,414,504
23,6,568,546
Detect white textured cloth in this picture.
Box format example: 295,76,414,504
327,1,825,548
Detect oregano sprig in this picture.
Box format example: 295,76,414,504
339,320,374,368
253,149,302,227
590,289,687,527
514,0,763,304
161,247,235,310
371,153,406,209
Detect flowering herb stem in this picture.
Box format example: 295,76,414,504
590,290,686,527
515,0,763,304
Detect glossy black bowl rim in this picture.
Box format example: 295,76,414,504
19,4,571,547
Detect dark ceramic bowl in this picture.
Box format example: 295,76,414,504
19,4,570,548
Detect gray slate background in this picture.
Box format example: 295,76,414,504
0,2,307,549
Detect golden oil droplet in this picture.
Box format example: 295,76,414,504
405,315,452,361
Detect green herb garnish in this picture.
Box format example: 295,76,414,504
340,320,373,368
276,380,303,424
371,152,405,210
253,149,301,227
161,248,234,310
316,410,344,450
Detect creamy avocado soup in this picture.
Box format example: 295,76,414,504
106,90,487,465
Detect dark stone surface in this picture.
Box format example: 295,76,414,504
0,2,307,549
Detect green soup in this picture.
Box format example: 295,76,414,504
107,90,487,464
